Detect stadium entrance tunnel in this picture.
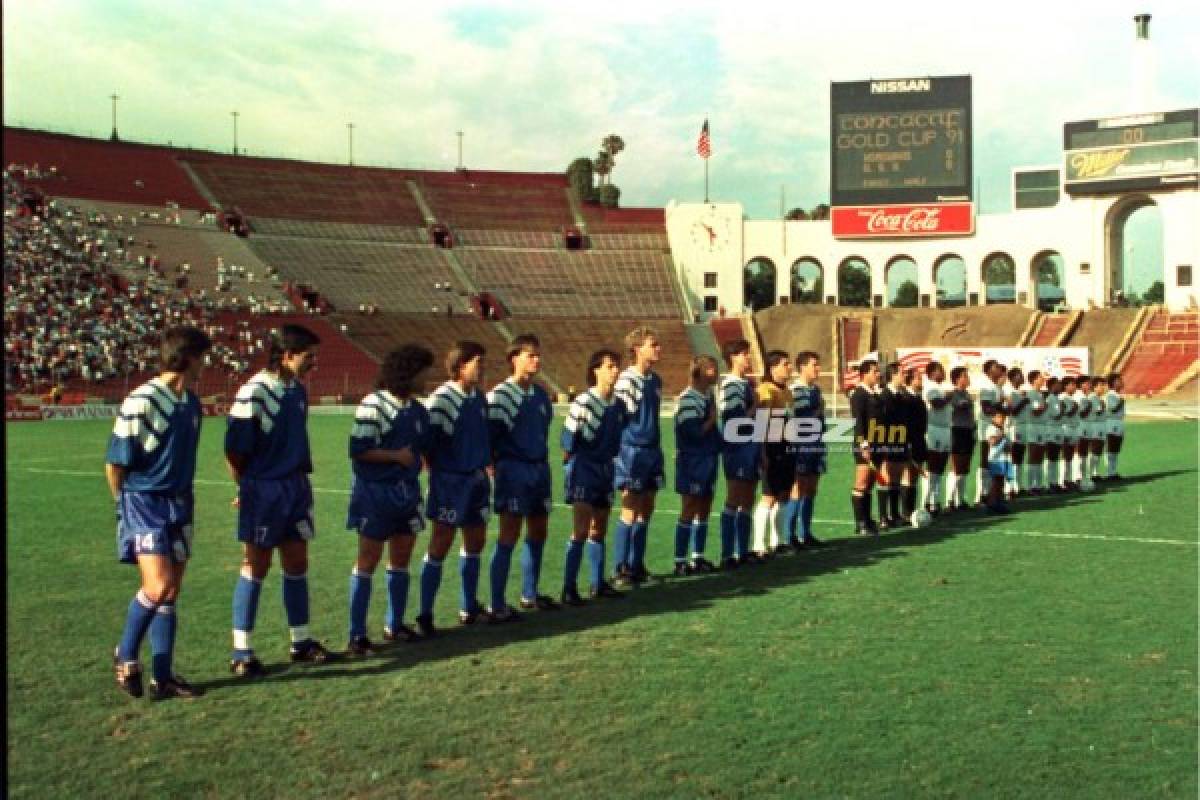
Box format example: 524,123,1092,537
837,256,871,307
744,257,777,311
1031,250,1066,311
790,257,823,304
1105,194,1162,306
885,255,918,308
982,252,1016,305
934,253,967,308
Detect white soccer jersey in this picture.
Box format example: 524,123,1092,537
1060,391,1079,439
977,382,1002,441
923,381,952,429
1043,391,1062,442
1074,390,1093,438
1107,391,1125,433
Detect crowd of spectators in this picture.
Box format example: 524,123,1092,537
3,172,296,399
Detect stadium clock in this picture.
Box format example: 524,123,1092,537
690,212,732,253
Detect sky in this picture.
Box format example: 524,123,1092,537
4,0,1198,290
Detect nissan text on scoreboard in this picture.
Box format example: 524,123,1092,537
830,75,974,238
1063,108,1199,195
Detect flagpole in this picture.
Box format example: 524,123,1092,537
704,159,709,204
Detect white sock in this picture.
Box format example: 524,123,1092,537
1030,463,1042,489
927,472,942,507
1107,453,1117,477
767,503,782,549
752,503,771,553
946,472,960,505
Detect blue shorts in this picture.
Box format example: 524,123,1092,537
117,490,194,564
722,442,761,482
237,474,315,548
426,469,491,528
793,443,828,476
565,457,615,508
988,461,1016,481
675,451,718,497
614,444,665,493
346,477,426,540
493,459,552,516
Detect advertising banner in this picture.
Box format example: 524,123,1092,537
831,202,974,238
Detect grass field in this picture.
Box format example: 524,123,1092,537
6,416,1198,798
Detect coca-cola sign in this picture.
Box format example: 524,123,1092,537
832,202,974,238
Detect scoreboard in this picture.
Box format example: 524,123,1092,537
1063,108,1199,195
831,75,973,207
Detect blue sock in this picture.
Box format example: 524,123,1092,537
674,520,691,563
148,603,176,683
780,499,800,540
489,542,514,611
631,521,649,570
419,557,443,617
231,574,263,658
719,509,736,560
385,568,409,631
118,590,158,663
801,496,817,541
348,569,372,639
612,521,632,570
564,539,584,592
586,539,605,591
691,519,709,559
282,572,311,644
521,538,545,601
736,511,751,557
794,497,811,540
460,551,481,613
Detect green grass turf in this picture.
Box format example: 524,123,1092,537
6,416,1197,798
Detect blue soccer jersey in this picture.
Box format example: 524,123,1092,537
424,381,490,473
717,374,755,437
106,377,203,494
348,389,430,485
613,366,661,448
487,378,553,463
562,389,624,465
225,371,312,479
674,387,720,455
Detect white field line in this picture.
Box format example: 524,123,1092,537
16,467,1198,547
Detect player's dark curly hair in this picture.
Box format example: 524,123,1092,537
925,361,944,378
267,324,321,369
377,345,434,398
794,350,819,367
722,338,750,365
586,349,621,388
949,366,968,384
1008,367,1024,385
445,340,486,379
161,326,212,372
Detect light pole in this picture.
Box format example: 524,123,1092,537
110,94,119,141
347,123,355,166
231,111,239,155
457,130,464,169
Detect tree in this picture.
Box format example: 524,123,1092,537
744,259,777,311
601,134,625,184
810,203,830,220
791,272,822,303
593,150,613,187
785,207,809,220
566,157,595,203
893,280,919,308
839,264,871,307
595,184,620,209
984,254,1016,286
1142,280,1164,304
1036,258,1061,287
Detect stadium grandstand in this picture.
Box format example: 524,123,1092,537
5,125,1196,412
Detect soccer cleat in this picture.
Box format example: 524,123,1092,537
519,594,561,611
415,613,438,639
720,557,740,571
590,581,625,599
673,561,693,577
560,587,586,607
149,674,203,700
690,557,716,573
486,605,522,624
346,636,377,657
803,535,828,548
382,624,423,643
789,536,806,552
289,640,336,665
611,568,635,589
230,655,266,678
856,523,878,537
630,565,655,586
877,517,892,532
458,607,485,625
113,650,144,698
773,544,792,556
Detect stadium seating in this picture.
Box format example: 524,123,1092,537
3,129,210,210
182,155,426,226
415,171,574,231
1122,310,1199,395
1032,313,1069,346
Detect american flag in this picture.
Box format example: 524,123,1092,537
697,119,711,159
898,349,934,375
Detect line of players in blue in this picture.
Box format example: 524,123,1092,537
106,324,831,698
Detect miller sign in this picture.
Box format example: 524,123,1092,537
831,202,975,238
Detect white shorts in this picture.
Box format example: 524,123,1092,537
1085,424,1103,440
926,427,951,453
1041,426,1061,445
